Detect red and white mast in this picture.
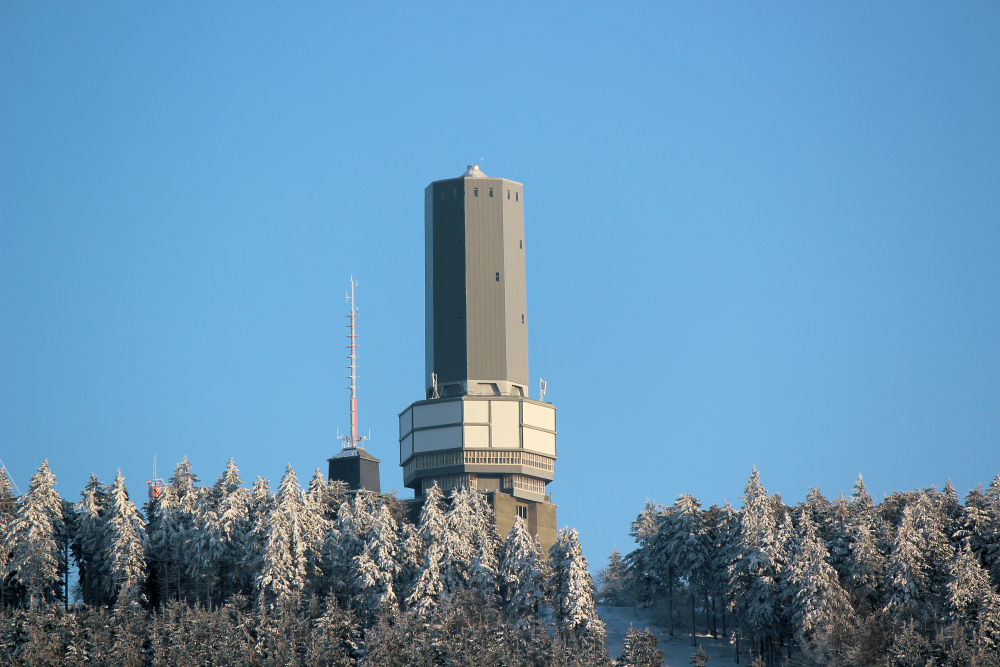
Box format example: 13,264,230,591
340,277,367,450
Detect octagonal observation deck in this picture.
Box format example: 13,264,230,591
399,395,556,503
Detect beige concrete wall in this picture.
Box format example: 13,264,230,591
490,491,557,559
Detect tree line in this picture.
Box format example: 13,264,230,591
0,458,608,666
597,468,1000,666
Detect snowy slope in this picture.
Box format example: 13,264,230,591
598,605,737,666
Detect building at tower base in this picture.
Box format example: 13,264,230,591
328,447,381,493
399,165,556,552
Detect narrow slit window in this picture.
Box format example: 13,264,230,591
489,188,493,197
515,192,519,201
453,188,457,198
474,187,478,197
495,272,500,282
519,240,522,249
521,314,525,323
507,190,510,199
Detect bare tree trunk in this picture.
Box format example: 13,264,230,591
691,592,697,646
735,628,740,664
705,590,710,636
669,566,675,635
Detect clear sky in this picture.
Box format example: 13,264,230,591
2,2,998,567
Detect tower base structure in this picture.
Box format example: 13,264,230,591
399,395,556,552
328,447,381,493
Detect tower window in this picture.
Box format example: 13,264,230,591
517,506,528,520
496,272,500,282
474,187,478,197
507,190,510,199
519,240,522,249
521,314,524,323
489,188,494,197
516,192,519,201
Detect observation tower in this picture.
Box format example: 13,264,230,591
399,165,556,551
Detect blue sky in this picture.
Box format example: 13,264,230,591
2,2,998,566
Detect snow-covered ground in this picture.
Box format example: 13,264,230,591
598,605,738,666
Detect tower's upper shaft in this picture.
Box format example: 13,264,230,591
425,166,528,399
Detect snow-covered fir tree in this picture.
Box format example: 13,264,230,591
255,465,324,609
186,487,224,605
617,627,664,667
597,546,629,606
405,483,448,615
5,460,63,607
350,500,400,618
466,489,501,603
728,468,781,654
845,497,886,613
212,460,250,601
72,475,109,606
104,471,147,607
626,499,670,610
0,467,19,607
784,509,850,642
499,515,547,625
549,526,606,652
668,493,709,645
885,503,926,620
948,541,994,625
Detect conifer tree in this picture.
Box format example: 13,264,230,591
405,484,449,615
669,494,709,646
618,627,664,667
499,516,546,625
350,501,400,619
728,468,780,656
597,546,629,606
245,475,273,593
255,465,322,609
467,490,501,603
948,541,994,626
187,488,224,605
785,509,850,642
626,499,670,611
549,527,606,651
6,460,63,607
0,467,19,607
885,504,925,619
74,478,109,606
104,471,147,607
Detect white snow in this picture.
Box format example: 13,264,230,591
598,605,738,666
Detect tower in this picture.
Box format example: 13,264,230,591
329,277,381,492
399,165,556,552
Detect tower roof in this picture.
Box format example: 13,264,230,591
462,164,487,178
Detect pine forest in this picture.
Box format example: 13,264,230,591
1,459,999,667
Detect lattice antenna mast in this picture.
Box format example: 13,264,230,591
340,276,367,450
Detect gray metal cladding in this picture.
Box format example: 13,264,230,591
427,179,468,387
424,171,528,393
465,177,507,383
502,183,528,387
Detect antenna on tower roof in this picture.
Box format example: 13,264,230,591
340,276,368,450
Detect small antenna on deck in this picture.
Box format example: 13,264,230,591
431,372,440,399
539,378,547,403
340,277,368,450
